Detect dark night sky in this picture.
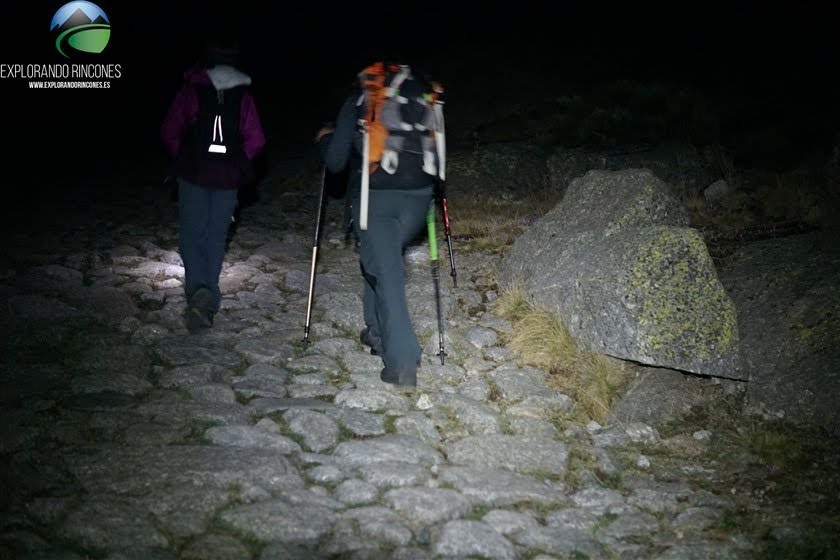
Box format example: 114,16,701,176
1,1,836,216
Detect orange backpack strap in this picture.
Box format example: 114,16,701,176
357,62,390,170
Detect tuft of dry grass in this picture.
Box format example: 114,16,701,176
489,280,531,321
704,143,737,187
506,307,578,373
492,285,629,423
737,419,803,469
447,185,561,254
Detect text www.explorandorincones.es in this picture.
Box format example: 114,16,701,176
28,81,111,89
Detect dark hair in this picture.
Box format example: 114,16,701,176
202,36,240,67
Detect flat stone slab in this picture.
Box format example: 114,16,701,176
445,435,568,476
59,495,170,552
333,435,443,467
439,466,566,506
433,520,517,560
384,486,472,529
218,491,341,544
204,425,302,454
247,397,336,415
155,340,244,369
337,506,413,547
64,446,303,495
334,389,409,412
159,364,234,389
356,461,431,488
140,483,231,539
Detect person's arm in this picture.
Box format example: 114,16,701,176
319,95,357,174
160,85,197,158
240,91,266,160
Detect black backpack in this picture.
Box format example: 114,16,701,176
190,84,245,164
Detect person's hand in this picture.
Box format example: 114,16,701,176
315,123,334,142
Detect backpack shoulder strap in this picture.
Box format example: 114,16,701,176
386,65,412,98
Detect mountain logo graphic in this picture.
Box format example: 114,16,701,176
50,1,110,58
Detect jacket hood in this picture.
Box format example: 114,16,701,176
207,65,252,90
184,65,252,91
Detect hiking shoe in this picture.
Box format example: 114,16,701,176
360,327,384,357
189,286,214,311
380,365,417,389
186,286,214,332
185,305,212,332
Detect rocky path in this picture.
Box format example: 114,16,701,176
0,165,816,559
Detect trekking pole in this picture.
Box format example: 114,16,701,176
431,82,455,286
359,121,370,230
303,165,327,348
437,182,457,287
427,202,446,365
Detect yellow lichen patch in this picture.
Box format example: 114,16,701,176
626,227,738,365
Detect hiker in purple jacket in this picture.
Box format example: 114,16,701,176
161,40,266,332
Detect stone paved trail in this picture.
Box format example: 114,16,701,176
0,163,815,559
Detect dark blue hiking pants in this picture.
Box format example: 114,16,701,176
353,186,434,375
178,179,238,312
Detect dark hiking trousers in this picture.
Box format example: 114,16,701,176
353,186,434,376
178,179,238,312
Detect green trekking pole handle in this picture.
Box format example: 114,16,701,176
427,205,439,261
427,204,446,365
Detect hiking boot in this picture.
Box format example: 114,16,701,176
186,286,214,332
380,365,417,389
185,305,212,332
189,286,214,310
360,327,384,357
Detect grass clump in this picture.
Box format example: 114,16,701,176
736,420,803,471
490,284,532,322
446,186,561,254
703,414,840,558
492,285,628,424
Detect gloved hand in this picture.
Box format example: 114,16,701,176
314,121,334,142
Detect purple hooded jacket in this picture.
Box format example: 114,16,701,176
161,65,266,189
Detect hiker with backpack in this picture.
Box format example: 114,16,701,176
161,38,266,332
316,62,445,388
